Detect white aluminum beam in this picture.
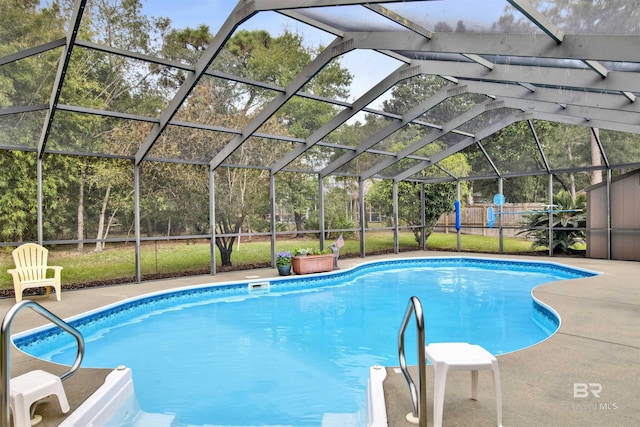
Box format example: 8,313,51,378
527,112,640,134
459,80,640,114
347,31,638,63
414,60,640,93
0,38,65,66
36,0,87,158
363,4,433,39
506,0,564,43
499,97,638,126
277,10,344,37
461,53,494,70
0,105,48,116
584,60,609,78
252,0,422,10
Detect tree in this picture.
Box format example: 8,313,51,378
303,179,356,239
214,165,270,267
367,152,470,244
518,190,586,254
87,158,133,251
157,27,353,264
276,172,317,237
66,0,163,250
383,74,444,115
470,121,552,202
0,0,167,249
362,70,477,245
253,31,352,235
0,150,74,242
0,1,73,242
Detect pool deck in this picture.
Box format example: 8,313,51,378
1,251,638,426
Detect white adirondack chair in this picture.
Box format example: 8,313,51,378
7,243,63,302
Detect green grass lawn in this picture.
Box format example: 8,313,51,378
0,232,548,290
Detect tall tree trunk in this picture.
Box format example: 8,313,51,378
94,185,111,252
77,175,85,251
590,128,603,185
145,216,153,237
102,206,119,250
294,211,304,237
215,236,236,266
215,217,244,266
246,217,252,242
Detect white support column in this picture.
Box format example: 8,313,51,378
37,157,43,244
359,179,366,257
209,167,216,275
270,172,277,267
134,164,141,283
393,181,399,254
456,181,461,252
498,178,504,254
606,169,612,260
319,175,325,250
548,174,554,257
421,183,427,251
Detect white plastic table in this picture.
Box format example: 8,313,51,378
424,342,503,427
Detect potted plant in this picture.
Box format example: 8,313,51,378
292,247,334,275
276,251,292,276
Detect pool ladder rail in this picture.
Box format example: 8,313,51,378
1,300,85,426
398,296,428,427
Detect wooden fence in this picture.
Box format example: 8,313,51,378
435,203,545,238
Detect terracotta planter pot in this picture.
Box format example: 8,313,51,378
291,254,334,275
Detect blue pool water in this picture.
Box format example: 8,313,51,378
15,257,596,427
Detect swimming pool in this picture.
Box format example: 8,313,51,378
14,257,596,426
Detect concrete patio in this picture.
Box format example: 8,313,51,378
1,252,638,426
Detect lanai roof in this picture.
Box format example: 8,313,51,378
2,0,639,183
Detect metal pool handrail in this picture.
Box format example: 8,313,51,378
1,300,85,426
398,296,427,427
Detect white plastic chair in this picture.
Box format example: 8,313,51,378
7,243,63,303
424,342,503,427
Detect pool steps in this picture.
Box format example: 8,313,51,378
55,364,383,426
58,366,177,427
54,363,380,426
367,365,388,427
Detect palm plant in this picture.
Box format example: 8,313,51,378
518,190,587,254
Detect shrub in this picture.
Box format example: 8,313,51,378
518,190,586,254
276,251,292,266
293,247,331,256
